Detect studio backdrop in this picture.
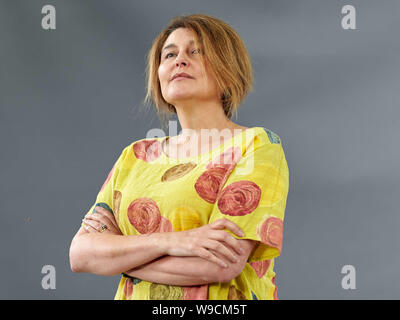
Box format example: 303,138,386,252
0,0,399,299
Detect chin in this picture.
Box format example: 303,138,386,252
167,92,197,101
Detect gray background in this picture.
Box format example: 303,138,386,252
0,0,399,299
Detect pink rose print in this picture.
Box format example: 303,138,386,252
249,259,271,278
133,139,162,162
195,147,244,203
127,198,161,234
182,284,208,300
127,198,173,234
257,216,283,252
123,278,133,299
206,146,242,170
157,216,173,233
217,181,261,216
271,276,279,300
194,166,228,203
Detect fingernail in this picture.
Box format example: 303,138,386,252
239,231,244,237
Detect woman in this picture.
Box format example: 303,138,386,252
69,14,289,300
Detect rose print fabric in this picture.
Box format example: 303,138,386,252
82,126,289,300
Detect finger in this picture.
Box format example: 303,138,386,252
210,218,244,238
82,221,98,233
81,223,89,233
83,216,120,234
87,213,121,234
203,239,239,263
94,206,119,229
82,218,102,232
209,218,243,236
212,231,244,256
208,249,232,268
195,247,228,269
85,212,109,226
85,212,118,232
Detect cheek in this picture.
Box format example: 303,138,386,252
158,65,168,83
202,72,219,94
157,68,163,82
202,64,218,89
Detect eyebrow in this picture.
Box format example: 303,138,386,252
162,40,196,53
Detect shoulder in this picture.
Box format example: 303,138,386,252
241,127,284,156
113,138,145,164
239,127,288,171
261,128,282,145
127,135,166,162
252,127,283,147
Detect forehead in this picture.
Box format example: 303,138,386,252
163,28,199,48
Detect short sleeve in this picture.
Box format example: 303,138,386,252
208,136,289,263
81,145,130,226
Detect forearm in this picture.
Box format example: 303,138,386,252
69,232,165,276
124,255,226,286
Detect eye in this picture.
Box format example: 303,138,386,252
165,52,176,59
192,48,202,55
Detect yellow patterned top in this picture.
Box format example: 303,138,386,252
83,126,289,300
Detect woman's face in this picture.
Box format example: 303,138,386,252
158,28,220,107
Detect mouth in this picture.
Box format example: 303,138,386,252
171,73,194,81
172,76,193,81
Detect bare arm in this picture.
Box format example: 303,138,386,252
69,226,166,276
123,239,258,286
74,206,248,281
124,256,217,286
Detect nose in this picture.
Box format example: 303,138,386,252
175,52,189,67
176,61,187,67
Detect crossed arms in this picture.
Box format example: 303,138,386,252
69,206,257,286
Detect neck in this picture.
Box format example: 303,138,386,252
172,100,240,138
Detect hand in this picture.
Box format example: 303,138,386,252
160,218,245,269
82,206,122,235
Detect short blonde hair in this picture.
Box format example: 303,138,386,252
143,14,254,130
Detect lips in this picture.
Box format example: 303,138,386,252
171,73,194,81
